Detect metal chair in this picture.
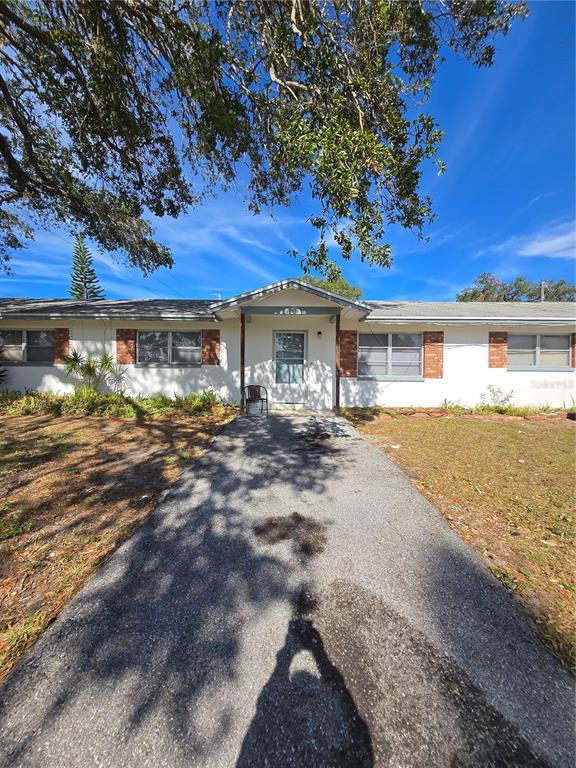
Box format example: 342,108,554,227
244,384,269,416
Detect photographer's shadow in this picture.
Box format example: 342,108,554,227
236,618,373,767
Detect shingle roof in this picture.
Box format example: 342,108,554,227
0,294,574,324
0,298,215,320
366,301,576,323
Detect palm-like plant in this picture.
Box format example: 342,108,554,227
63,350,123,393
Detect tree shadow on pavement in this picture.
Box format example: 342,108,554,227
0,414,351,766
236,618,373,768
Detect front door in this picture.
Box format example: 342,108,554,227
273,331,307,405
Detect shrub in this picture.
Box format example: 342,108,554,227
137,394,173,417
2,392,63,416
0,391,22,408
173,389,220,415
0,389,225,419
475,385,515,414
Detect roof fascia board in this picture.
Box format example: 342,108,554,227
0,312,218,322
211,278,371,314
363,317,575,325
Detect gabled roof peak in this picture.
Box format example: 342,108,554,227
210,278,371,314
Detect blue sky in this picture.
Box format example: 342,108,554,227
1,1,574,302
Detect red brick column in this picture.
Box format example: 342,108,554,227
423,331,444,378
53,328,69,363
116,329,137,364
488,332,507,368
202,329,220,365
571,333,576,368
340,331,358,378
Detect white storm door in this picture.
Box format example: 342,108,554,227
273,331,307,404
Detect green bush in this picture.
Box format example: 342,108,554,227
173,389,220,415
0,389,225,419
137,394,173,417
1,392,63,416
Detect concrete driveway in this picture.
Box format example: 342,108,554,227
0,413,573,768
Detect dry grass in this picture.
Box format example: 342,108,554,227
0,408,235,682
344,409,576,671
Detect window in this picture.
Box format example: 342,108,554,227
171,331,201,365
0,330,24,361
358,333,422,379
0,330,55,363
26,330,55,362
137,330,202,365
508,334,572,369
274,331,305,384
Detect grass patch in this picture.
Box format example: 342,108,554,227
344,408,576,671
0,407,236,681
0,509,32,542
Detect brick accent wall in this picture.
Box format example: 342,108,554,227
423,331,444,379
52,328,69,363
488,332,508,368
116,329,137,364
571,333,576,368
339,330,358,378
201,329,220,365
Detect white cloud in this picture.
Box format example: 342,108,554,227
492,220,575,260
99,279,163,300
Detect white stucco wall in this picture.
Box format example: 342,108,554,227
0,318,241,402
1,309,574,409
113,319,240,401
245,313,336,409
340,322,576,408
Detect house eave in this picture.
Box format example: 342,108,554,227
211,278,371,315
0,312,218,322
363,317,575,326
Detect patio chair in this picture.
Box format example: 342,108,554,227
244,384,269,416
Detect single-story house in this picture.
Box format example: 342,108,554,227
0,278,575,409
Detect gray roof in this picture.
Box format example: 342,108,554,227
0,298,215,320
0,292,574,325
366,301,576,324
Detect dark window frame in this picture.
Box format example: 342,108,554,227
136,330,202,366
0,329,56,364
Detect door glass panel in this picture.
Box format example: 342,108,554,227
275,332,305,359
274,333,305,383
276,361,304,384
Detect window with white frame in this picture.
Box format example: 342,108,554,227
0,330,55,362
508,334,572,369
358,332,423,378
137,330,202,365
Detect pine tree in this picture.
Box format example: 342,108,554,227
70,235,105,300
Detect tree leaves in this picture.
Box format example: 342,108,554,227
69,234,104,300
457,272,576,302
0,0,527,276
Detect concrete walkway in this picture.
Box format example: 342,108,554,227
0,413,573,768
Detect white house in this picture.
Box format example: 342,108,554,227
1,278,575,409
